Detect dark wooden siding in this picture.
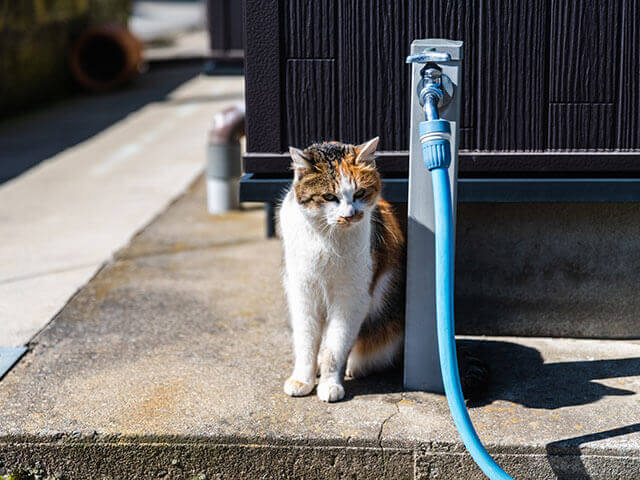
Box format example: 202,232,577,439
245,0,640,174
285,60,336,145
283,0,335,58
618,0,640,149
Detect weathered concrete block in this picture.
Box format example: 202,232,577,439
0,442,415,480
455,203,640,338
415,450,640,480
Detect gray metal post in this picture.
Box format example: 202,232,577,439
404,39,463,392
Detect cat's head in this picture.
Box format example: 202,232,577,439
289,138,381,228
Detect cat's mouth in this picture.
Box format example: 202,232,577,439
336,211,364,226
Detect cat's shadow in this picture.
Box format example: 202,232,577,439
343,366,404,400
342,339,639,411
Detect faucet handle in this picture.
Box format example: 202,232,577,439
406,51,451,64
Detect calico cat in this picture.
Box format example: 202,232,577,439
279,137,406,402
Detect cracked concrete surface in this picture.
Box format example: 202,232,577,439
1,179,639,479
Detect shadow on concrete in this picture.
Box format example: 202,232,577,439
545,423,640,479
342,339,489,401
344,339,638,412
0,63,231,184
345,339,639,477
343,366,404,400
460,340,638,410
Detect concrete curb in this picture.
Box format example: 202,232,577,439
2,437,639,479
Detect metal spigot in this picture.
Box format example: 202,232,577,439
406,51,452,63
407,50,455,119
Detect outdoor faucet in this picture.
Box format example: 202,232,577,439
406,42,515,479
406,51,455,171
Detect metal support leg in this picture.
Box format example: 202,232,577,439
404,39,463,392
265,202,276,238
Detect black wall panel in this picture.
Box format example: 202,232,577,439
413,0,478,149
336,0,411,150
475,0,548,151
549,0,620,103
285,60,336,147
244,0,281,153
284,0,335,58
244,0,640,174
617,0,640,149
549,104,617,150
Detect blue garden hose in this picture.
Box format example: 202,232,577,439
420,119,515,480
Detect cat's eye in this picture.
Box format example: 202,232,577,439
353,189,366,199
323,193,339,202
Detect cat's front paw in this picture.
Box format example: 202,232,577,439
317,382,345,402
284,377,315,397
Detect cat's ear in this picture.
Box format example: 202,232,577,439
289,147,311,177
355,137,379,166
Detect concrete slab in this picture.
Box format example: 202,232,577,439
0,68,243,347
1,179,639,479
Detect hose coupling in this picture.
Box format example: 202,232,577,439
419,120,452,171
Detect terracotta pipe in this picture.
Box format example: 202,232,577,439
206,104,246,214
70,25,143,92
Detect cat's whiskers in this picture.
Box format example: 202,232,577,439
372,215,399,245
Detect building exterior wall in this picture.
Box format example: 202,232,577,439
243,0,640,175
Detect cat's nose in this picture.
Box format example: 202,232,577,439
342,205,355,218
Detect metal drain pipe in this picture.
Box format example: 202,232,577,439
206,104,245,214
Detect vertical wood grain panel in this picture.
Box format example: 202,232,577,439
285,60,336,147
245,0,639,162
337,0,410,149
618,0,640,149
548,104,616,150
550,0,620,103
476,0,548,151
284,0,335,58
337,0,475,151
459,128,475,151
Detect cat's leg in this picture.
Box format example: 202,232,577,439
346,315,404,378
284,282,323,397
346,333,402,378
317,297,368,402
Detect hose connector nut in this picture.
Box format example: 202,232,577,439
419,120,452,171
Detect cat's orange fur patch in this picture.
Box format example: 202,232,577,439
353,313,404,357
288,379,310,389
370,198,404,293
